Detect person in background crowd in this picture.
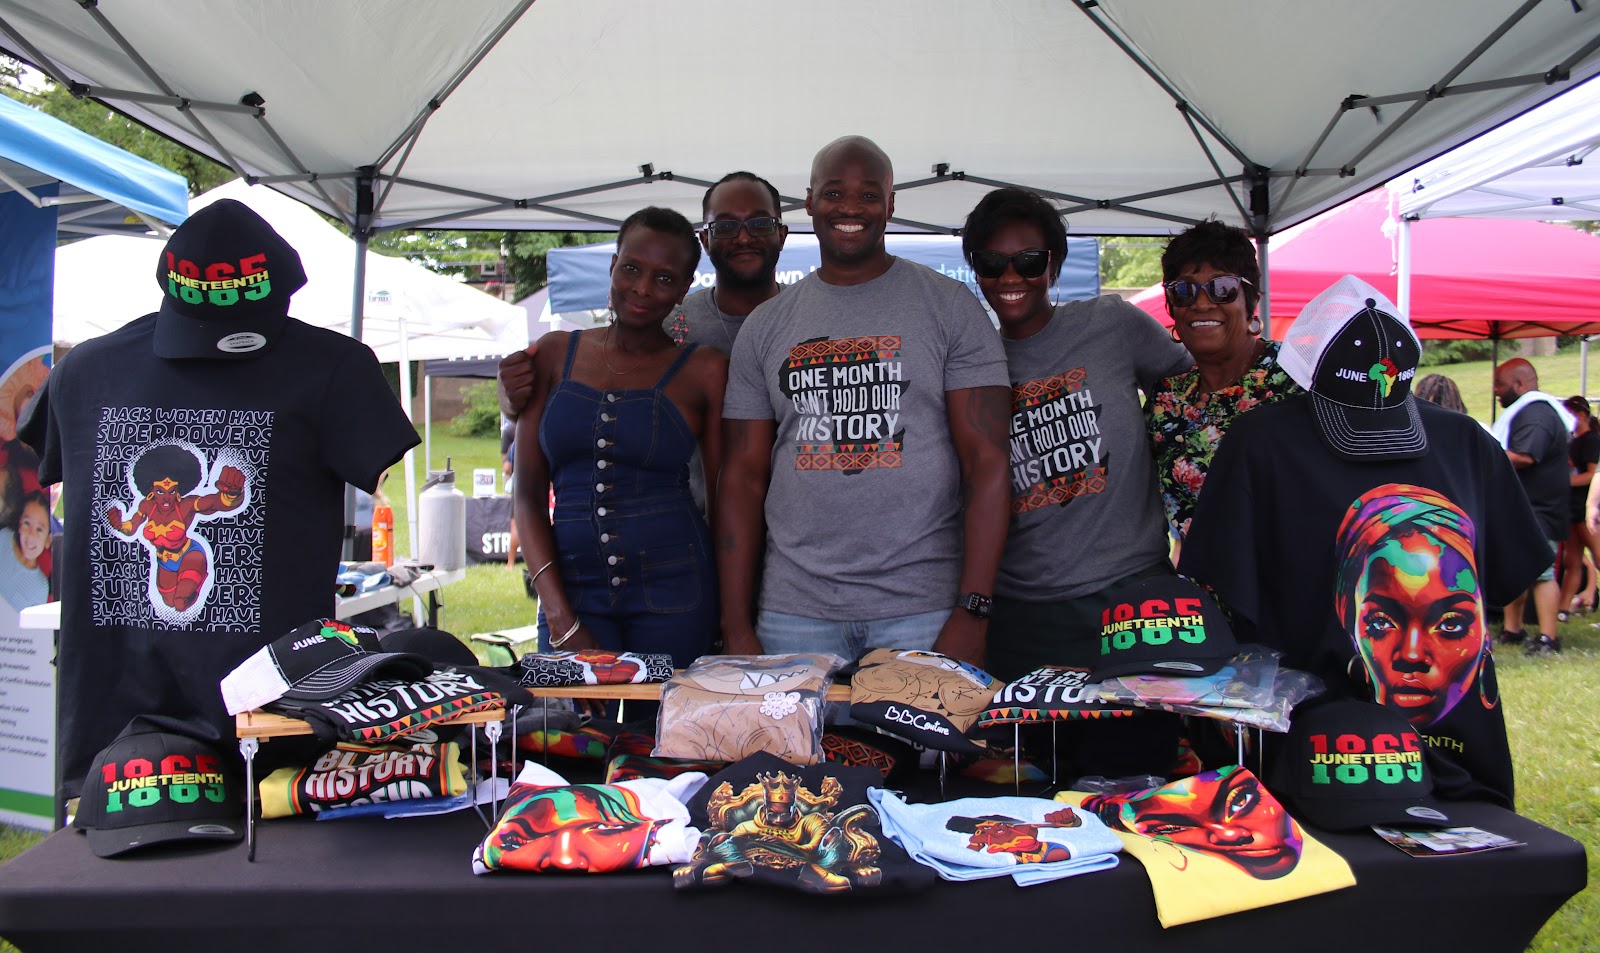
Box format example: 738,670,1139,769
1414,373,1470,415
501,421,520,568
0,487,50,610
1144,221,1300,550
718,135,1011,667
1491,358,1573,655
961,186,1190,778
1558,395,1600,622
513,207,728,667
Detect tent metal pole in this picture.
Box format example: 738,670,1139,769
1398,217,1413,318
1490,335,1501,424
424,373,433,472
344,174,374,559
399,315,419,563
1257,234,1271,340
1583,338,1590,398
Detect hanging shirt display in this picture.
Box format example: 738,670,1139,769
22,199,418,798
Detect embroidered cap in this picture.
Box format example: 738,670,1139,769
220,618,432,715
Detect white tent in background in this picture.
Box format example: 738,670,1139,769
53,178,525,558
1396,76,1600,221
53,179,526,361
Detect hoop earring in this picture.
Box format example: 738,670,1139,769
1248,316,1263,335
1169,325,1183,344
1478,655,1500,710
1346,654,1374,701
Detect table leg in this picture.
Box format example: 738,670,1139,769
239,736,260,862
427,590,440,627
1013,725,1021,796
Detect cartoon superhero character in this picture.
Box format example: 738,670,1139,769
675,770,882,893
1083,765,1302,880
577,649,643,683
105,444,246,613
1334,485,1488,728
479,783,665,873
946,807,1084,863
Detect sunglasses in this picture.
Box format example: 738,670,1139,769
970,249,1051,281
1164,275,1253,307
703,216,782,240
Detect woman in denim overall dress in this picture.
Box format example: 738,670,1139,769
514,207,728,667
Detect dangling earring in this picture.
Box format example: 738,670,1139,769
668,303,689,346
1247,315,1263,335
1478,653,1500,710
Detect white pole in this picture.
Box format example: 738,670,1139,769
398,314,419,560
1257,234,1271,339
424,373,433,472
1583,337,1590,397
1397,217,1413,318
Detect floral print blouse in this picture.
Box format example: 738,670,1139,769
1144,339,1301,537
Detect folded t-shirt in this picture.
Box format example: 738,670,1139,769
258,740,466,818
518,650,674,687
870,790,1121,886
472,762,706,875
265,669,505,744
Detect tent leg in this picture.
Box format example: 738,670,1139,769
1583,338,1590,399
1256,234,1271,339
1490,335,1500,425
343,208,370,561
424,373,433,473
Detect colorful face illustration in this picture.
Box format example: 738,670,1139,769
1092,767,1302,880
1336,486,1486,728
482,784,664,873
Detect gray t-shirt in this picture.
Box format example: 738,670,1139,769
724,258,1009,620
673,289,746,354
998,295,1191,601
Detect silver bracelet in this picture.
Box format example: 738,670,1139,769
528,559,555,585
550,617,581,647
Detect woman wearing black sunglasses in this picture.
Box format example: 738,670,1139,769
963,187,1193,778
1144,220,1300,543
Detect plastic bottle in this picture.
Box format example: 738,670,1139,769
418,457,467,571
372,503,394,567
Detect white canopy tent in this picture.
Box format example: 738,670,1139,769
2,3,1597,260
1395,75,1600,221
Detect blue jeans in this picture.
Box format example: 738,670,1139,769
756,608,952,660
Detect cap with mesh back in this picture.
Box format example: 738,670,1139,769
1278,275,1427,462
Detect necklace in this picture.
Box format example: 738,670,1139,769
707,289,737,348
602,325,644,376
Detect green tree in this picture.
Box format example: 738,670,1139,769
2,62,230,195
1099,237,1165,289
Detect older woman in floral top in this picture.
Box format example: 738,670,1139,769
1144,221,1300,540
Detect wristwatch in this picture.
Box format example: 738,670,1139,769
956,592,993,619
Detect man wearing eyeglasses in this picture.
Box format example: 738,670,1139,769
675,172,790,352
718,136,1011,668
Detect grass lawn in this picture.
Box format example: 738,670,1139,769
1421,347,1600,423
4,399,1597,950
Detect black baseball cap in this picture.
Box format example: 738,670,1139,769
1087,574,1239,681
1279,275,1427,462
74,718,244,858
220,618,433,715
1270,699,1452,831
152,198,308,360
380,627,537,707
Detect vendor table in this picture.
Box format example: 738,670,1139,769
0,792,1582,953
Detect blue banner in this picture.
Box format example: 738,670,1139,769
548,234,1100,315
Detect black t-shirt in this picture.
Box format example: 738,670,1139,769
1569,428,1599,520
1179,395,1551,808
1508,401,1569,541
22,315,418,798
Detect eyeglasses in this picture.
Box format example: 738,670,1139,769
702,216,782,240
970,249,1051,281
1164,275,1253,307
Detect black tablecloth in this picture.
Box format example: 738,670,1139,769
0,797,1583,953
465,495,516,564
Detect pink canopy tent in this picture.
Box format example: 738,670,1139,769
1127,190,1600,340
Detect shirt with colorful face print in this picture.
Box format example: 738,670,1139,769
25,315,418,799
1181,395,1552,807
